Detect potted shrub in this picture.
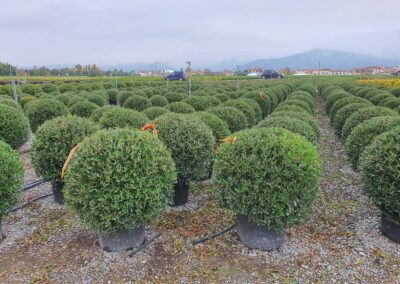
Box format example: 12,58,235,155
213,127,321,250
207,106,248,133
360,127,400,243
154,113,215,205
63,128,176,251
31,115,99,204
0,141,23,240
99,107,149,129
0,104,30,149
24,98,69,132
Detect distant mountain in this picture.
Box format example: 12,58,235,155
240,49,400,70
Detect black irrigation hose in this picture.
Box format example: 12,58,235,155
129,233,161,257
6,193,53,214
23,178,49,191
191,224,236,246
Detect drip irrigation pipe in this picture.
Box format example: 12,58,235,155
6,193,53,214
23,178,49,191
191,224,236,246
129,233,161,257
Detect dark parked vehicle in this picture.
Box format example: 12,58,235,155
165,71,185,81
261,70,284,79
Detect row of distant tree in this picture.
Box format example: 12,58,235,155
0,62,131,77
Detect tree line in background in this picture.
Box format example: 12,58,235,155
0,62,131,77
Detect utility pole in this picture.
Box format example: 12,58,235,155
10,65,17,101
236,65,240,91
186,61,192,97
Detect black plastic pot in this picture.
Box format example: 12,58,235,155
52,180,65,205
173,179,190,206
238,215,285,251
381,217,400,244
98,225,145,252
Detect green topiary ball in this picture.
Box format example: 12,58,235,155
331,103,372,136
188,111,231,142
24,99,70,133
69,101,100,118
64,128,177,233
278,99,314,115
207,106,248,133
325,91,352,115
345,116,400,170
241,91,272,118
342,106,398,140
270,111,320,140
360,127,400,225
222,99,258,126
149,95,169,107
0,141,24,219
330,97,372,121
154,113,215,182
165,102,195,114
0,104,30,149
90,105,118,122
165,92,188,103
31,115,99,181
20,95,36,109
183,96,212,111
99,107,149,129
106,89,118,105
143,106,171,120
123,95,152,111
273,104,310,116
258,116,318,145
0,98,21,109
213,127,321,230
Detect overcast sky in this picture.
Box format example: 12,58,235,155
1,0,399,68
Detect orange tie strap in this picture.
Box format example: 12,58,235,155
259,91,265,102
221,136,237,144
61,144,79,179
141,123,159,136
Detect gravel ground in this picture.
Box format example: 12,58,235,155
0,96,399,283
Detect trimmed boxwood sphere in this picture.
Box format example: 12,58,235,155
258,116,318,145
270,111,320,140
330,96,372,121
241,92,271,118
0,98,21,109
278,99,314,115
331,103,372,136
345,116,400,170
273,104,310,116
183,96,210,111
25,99,69,132
117,91,134,106
165,92,187,103
0,141,24,218
325,91,352,115
69,101,100,118
64,128,177,233
31,115,99,181
149,95,169,107
0,104,30,149
99,107,149,129
188,111,231,142
123,95,152,111
208,106,248,133
106,89,118,105
342,106,398,139
154,113,215,181
90,105,118,122
165,101,195,114
213,127,321,230
143,106,170,120
360,127,400,225
86,93,108,107
222,99,257,126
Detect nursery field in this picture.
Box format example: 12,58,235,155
0,77,399,283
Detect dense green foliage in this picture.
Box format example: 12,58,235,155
123,95,152,111
360,127,400,225
31,115,99,180
143,106,171,120
188,111,231,142
149,95,169,107
69,101,100,117
0,141,23,218
154,113,215,181
345,116,400,170
64,128,177,233
99,107,149,129
24,99,69,132
0,105,30,149
165,101,196,114
207,106,248,133
213,127,321,230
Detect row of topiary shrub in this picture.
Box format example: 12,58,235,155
319,84,400,243
2,80,325,251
